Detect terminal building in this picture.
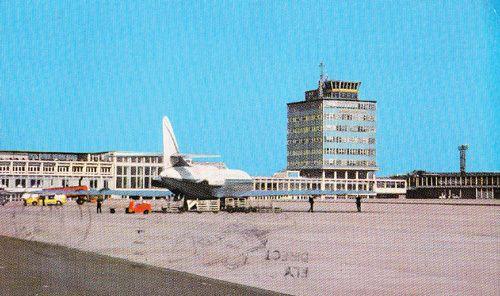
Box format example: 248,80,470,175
0,150,165,200
389,147,498,199
400,171,498,199
286,65,377,198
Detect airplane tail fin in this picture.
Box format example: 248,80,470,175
162,116,180,168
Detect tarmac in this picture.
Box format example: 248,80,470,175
0,235,283,296
0,199,498,295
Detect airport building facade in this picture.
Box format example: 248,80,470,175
0,150,165,200
286,75,377,198
401,171,499,199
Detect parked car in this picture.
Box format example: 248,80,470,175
23,194,67,206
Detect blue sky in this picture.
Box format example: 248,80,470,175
0,1,498,176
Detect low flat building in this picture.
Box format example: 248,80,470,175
252,170,376,200
0,150,164,200
374,178,407,198
400,171,499,199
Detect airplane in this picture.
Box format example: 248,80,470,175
150,116,254,200
150,116,372,200
2,115,372,204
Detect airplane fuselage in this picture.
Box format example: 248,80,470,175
154,165,253,199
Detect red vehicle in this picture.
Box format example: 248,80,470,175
126,200,152,214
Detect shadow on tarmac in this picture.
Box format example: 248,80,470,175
0,235,286,296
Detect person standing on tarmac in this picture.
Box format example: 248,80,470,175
96,197,103,214
355,196,362,212
308,196,314,212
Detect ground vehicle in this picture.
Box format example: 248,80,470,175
44,186,92,205
125,200,152,214
23,194,40,206
23,194,67,206
224,197,252,213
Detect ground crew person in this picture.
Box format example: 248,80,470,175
96,197,103,214
308,196,314,212
355,197,361,212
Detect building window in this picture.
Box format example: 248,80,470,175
15,179,26,187
89,180,98,189
58,166,69,172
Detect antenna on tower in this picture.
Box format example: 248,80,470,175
319,61,325,81
458,144,469,174
318,62,327,98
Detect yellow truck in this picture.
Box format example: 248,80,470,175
23,194,67,206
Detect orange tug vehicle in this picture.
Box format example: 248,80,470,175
125,200,152,214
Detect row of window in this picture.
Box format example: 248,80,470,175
410,176,499,187
324,102,376,110
287,137,375,145
115,176,152,189
288,160,323,167
288,137,376,145
254,180,374,191
324,159,377,167
288,148,376,157
1,164,111,174
324,113,375,122
376,181,406,189
288,114,322,123
287,137,322,144
0,178,108,189
324,136,376,144
116,156,162,164
288,126,322,134
287,149,323,156
326,92,358,100
289,160,377,168
323,148,376,156
288,113,375,124
324,125,376,133
116,166,162,176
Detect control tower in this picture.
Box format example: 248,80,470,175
287,64,377,184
